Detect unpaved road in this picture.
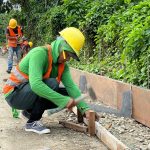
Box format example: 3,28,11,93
0,55,108,150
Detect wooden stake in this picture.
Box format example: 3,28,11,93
88,110,95,136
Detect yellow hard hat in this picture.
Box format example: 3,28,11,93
9,19,17,29
59,27,85,56
28,41,33,48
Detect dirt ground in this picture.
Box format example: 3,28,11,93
0,55,108,150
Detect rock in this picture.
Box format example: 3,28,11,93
135,137,144,142
117,127,125,134
129,129,135,132
147,143,150,150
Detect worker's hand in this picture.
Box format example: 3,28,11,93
66,99,76,111
84,110,91,120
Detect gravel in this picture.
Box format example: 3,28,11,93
98,112,150,150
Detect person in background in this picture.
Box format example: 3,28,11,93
3,27,92,134
20,37,33,58
6,18,23,73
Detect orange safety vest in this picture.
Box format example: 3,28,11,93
3,45,65,94
7,26,23,47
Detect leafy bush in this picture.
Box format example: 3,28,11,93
5,0,150,89
94,0,150,87
63,0,91,27
80,0,127,48
35,5,66,45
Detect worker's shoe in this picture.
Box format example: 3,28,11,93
6,70,11,74
25,121,50,134
20,110,31,120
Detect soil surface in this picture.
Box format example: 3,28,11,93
0,55,108,150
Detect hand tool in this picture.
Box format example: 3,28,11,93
47,84,97,115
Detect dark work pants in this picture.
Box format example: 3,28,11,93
6,78,68,122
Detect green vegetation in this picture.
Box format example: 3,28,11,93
0,0,150,88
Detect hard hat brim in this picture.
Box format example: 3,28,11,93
9,25,17,29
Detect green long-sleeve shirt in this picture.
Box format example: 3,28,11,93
7,38,90,114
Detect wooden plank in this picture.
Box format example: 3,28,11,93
95,122,130,150
59,121,87,133
132,85,150,127
70,68,150,129
70,68,118,108
83,118,130,150
71,108,129,149
88,110,95,136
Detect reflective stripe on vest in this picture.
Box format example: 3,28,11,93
7,26,22,47
3,45,65,94
13,67,28,81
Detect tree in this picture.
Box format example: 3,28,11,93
0,0,13,13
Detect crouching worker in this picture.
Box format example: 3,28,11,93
3,27,91,134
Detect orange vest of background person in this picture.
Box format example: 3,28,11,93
3,45,65,94
7,26,23,47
